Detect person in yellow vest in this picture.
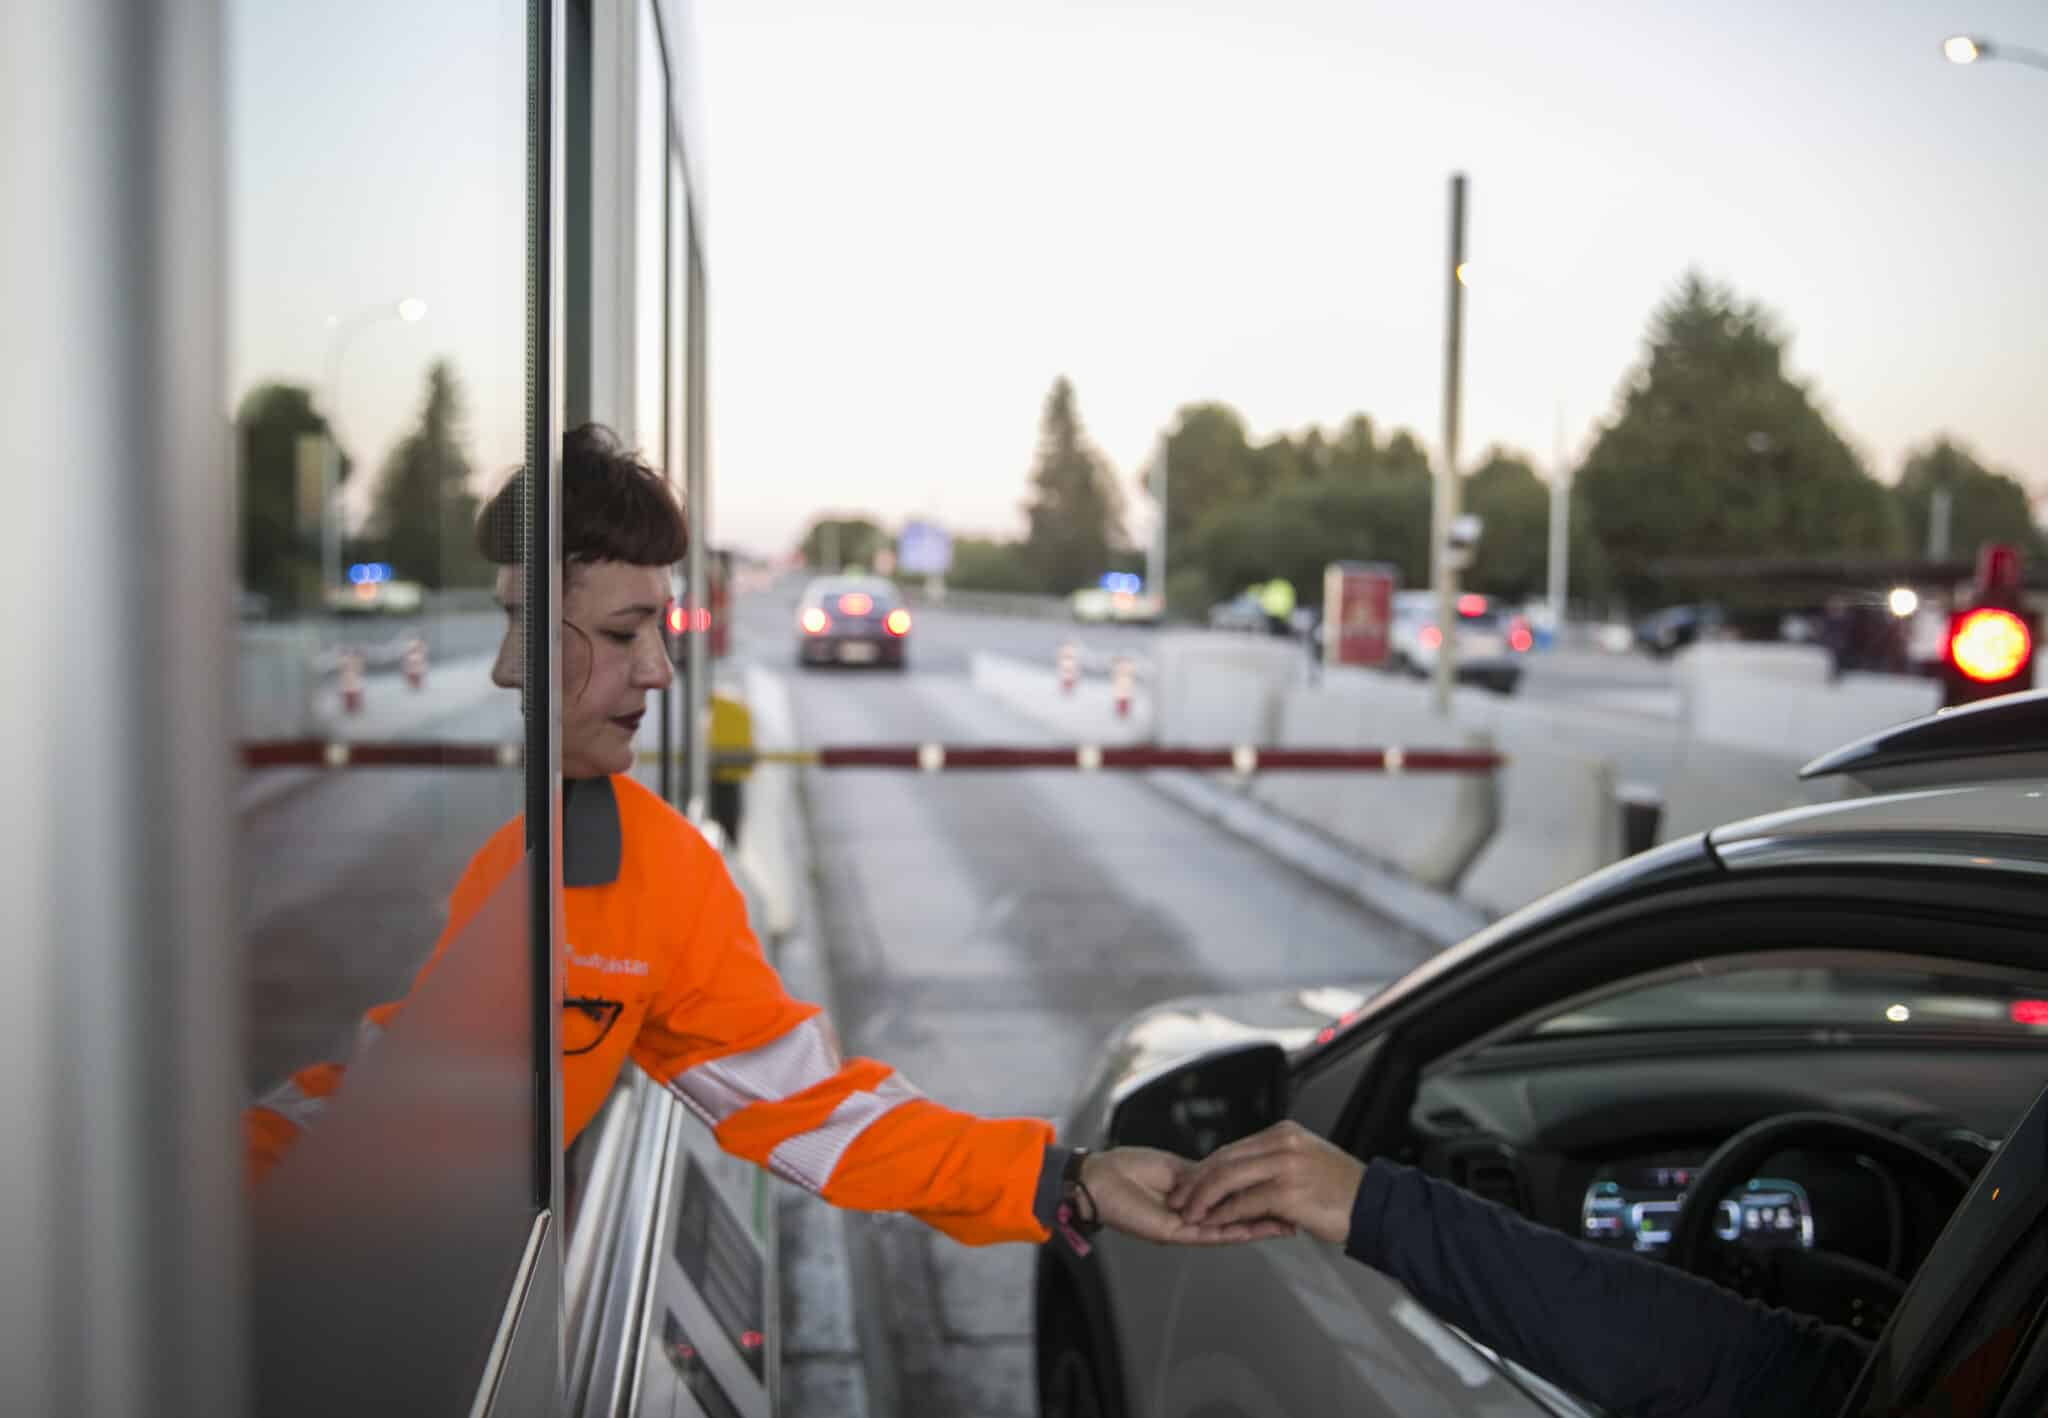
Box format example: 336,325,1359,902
1258,577,1297,637
247,424,1285,1255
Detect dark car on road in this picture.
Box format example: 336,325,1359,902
1635,601,1725,657
795,575,912,670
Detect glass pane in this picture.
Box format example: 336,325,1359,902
1522,963,2048,1041
665,144,692,813
634,0,669,460
229,0,541,1407
632,0,673,805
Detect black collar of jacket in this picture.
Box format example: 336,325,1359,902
563,776,623,887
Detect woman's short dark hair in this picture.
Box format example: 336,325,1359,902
475,423,688,570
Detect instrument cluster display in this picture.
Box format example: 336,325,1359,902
1581,1161,1814,1254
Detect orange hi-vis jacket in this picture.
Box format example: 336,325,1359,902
247,773,1056,1246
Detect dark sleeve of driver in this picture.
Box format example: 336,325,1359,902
1343,1159,1871,1418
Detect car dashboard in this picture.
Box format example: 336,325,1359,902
1405,1042,2045,1278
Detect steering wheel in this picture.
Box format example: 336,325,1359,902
1666,1112,1970,1339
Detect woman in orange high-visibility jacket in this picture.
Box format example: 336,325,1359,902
247,425,1281,1251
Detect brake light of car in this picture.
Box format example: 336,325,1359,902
838,592,873,616
885,608,912,636
1418,625,1443,651
666,604,687,636
1509,618,1533,653
800,608,830,634
693,608,712,632
2011,1000,2048,1027
1948,607,2030,683
1458,593,1488,618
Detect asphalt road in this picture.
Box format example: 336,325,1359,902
240,658,524,1092
733,586,1435,1416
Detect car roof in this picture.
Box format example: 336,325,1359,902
804,575,897,599
1701,691,2048,868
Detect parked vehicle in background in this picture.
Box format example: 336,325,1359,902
1635,602,1725,657
795,574,912,669
1208,591,1268,633
1073,573,1163,625
323,563,425,616
1389,590,1529,694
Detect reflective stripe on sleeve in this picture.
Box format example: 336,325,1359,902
252,1077,330,1130
352,1017,384,1061
766,1072,924,1194
666,1013,844,1126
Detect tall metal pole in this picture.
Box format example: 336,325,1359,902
1547,403,1569,630
1928,486,1954,560
1432,173,1467,714
1148,431,1169,599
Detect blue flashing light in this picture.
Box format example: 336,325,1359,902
347,562,395,585
1098,572,1142,594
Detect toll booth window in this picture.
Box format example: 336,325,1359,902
229,0,544,1410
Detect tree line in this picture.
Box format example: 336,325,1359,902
804,271,2041,616
236,359,495,610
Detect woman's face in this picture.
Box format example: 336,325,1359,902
492,560,674,778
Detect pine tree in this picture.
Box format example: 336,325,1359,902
1575,271,1901,605
365,361,490,588
1022,377,1126,593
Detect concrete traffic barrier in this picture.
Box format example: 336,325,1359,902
1152,632,1301,748
1686,670,1941,762
1459,744,1620,920
1249,678,1498,891
1654,741,1846,844
237,623,322,739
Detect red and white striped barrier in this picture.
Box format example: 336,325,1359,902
240,740,1502,775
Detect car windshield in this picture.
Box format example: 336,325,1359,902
1510,963,2048,1043
808,578,897,608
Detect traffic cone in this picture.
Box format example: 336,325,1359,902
1112,655,1134,718
339,650,365,715
1057,641,1079,696
402,635,427,691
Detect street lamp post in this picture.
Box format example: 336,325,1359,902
320,297,426,594
1432,173,1469,715
1944,34,2048,72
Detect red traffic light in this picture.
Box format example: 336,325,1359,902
1947,607,2031,684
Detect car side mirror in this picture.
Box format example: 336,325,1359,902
1107,1041,1288,1160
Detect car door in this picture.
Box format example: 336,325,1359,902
1125,853,2048,1418
1115,1028,1573,1417
1132,1233,1573,1418
1840,1078,2048,1417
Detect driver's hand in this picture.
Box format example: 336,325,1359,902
1081,1147,1295,1246
1166,1122,1365,1247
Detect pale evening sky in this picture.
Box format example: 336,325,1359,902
696,0,2047,557
227,1,2046,561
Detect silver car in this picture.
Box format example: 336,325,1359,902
1390,590,1530,693
1037,691,2048,1418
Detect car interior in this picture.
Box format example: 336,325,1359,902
1330,886,2048,1345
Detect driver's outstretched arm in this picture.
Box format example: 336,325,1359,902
1348,1157,1870,1418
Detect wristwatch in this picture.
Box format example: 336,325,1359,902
1061,1147,1102,1233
